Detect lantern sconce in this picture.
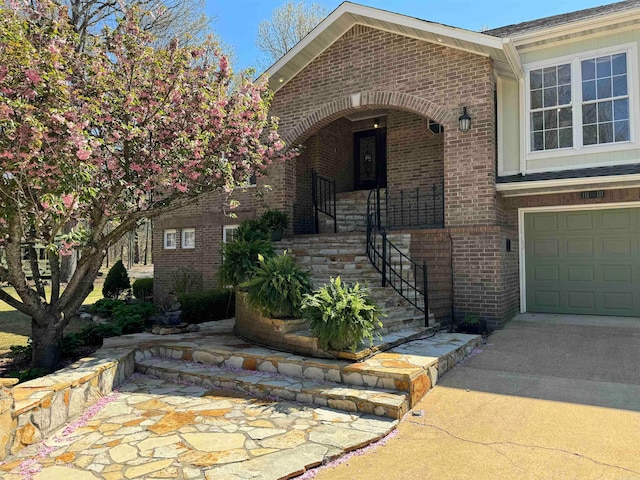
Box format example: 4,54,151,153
458,107,471,132
373,118,380,129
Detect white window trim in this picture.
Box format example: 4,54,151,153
181,228,195,249
518,201,640,313
222,224,239,243
163,229,177,250
522,43,639,163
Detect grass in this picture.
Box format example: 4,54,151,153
0,286,103,353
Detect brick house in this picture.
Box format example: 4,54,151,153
154,1,640,329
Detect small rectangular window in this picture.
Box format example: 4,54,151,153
163,229,177,249
182,228,195,249
223,225,239,244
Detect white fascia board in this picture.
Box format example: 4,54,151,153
502,39,524,80
509,10,640,47
497,173,640,192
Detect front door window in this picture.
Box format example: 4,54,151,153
354,128,386,190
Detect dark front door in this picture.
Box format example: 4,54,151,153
354,128,386,190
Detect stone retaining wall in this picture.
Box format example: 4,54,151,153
0,347,135,461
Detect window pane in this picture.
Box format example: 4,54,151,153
532,132,544,151
545,130,558,149
612,53,627,75
613,75,627,96
558,64,571,84
597,101,613,122
531,89,543,109
582,80,596,101
559,128,573,148
596,78,612,99
558,85,571,105
598,123,613,143
559,107,573,128
614,99,629,120
596,56,612,78
531,111,544,131
582,59,596,80
614,120,630,142
543,110,558,129
583,125,598,145
544,87,558,107
543,67,557,87
582,103,597,124
530,69,543,89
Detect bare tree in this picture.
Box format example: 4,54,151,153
256,1,328,65
55,0,212,49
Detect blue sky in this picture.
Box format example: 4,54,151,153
206,1,609,71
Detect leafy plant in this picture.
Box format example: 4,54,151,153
91,298,124,317
260,208,289,231
8,367,47,383
179,289,235,324
235,219,271,242
102,260,131,299
301,277,384,352
244,251,312,318
9,341,32,361
132,278,154,302
219,238,274,287
79,323,121,346
60,334,83,357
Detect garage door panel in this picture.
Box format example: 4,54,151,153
602,264,633,282
532,239,559,257
566,239,594,256
525,208,640,317
566,212,594,230
567,265,594,282
601,238,632,255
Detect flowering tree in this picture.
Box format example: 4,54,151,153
0,2,294,371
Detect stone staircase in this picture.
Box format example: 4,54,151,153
128,324,482,421
318,190,380,234
276,232,433,334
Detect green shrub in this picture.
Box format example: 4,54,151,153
260,208,289,231
301,277,384,352
113,301,156,334
219,239,274,287
236,219,270,242
132,278,154,302
91,298,124,317
179,289,235,324
80,301,156,345
8,367,47,383
60,333,83,358
79,322,121,346
9,341,32,361
244,252,312,318
102,260,131,299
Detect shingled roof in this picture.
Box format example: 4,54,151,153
484,0,640,37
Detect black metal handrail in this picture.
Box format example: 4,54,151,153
384,183,444,230
366,188,429,327
312,170,337,234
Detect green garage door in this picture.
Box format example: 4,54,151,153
525,208,640,316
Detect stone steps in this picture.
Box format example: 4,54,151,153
136,357,409,419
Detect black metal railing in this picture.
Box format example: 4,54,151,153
383,183,444,230
366,188,430,327
312,170,337,234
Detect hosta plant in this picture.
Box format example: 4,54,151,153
301,277,384,352
244,251,312,318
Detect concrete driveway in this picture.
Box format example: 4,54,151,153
313,314,640,480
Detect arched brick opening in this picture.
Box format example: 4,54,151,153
282,91,452,146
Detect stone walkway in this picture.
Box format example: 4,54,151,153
0,373,396,480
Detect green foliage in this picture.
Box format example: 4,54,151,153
91,298,123,317
171,267,203,297
8,367,47,383
132,278,154,302
301,277,384,352
9,341,32,361
236,219,271,242
60,333,83,357
102,260,131,299
244,252,311,318
80,301,156,345
79,323,121,346
179,289,235,324
259,208,289,231
219,238,274,287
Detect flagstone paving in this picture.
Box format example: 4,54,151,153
0,373,396,480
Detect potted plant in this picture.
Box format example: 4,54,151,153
260,208,289,241
244,251,312,318
301,277,384,352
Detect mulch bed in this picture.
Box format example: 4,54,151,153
0,344,100,381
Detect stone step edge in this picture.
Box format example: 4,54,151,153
135,357,409,420
135,337,428,393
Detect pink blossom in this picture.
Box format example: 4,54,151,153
25,69,41,84
61,194,74,209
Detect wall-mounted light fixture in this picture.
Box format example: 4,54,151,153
373,118,380,129
458,107,471,132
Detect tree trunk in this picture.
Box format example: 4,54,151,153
31,316,64,373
